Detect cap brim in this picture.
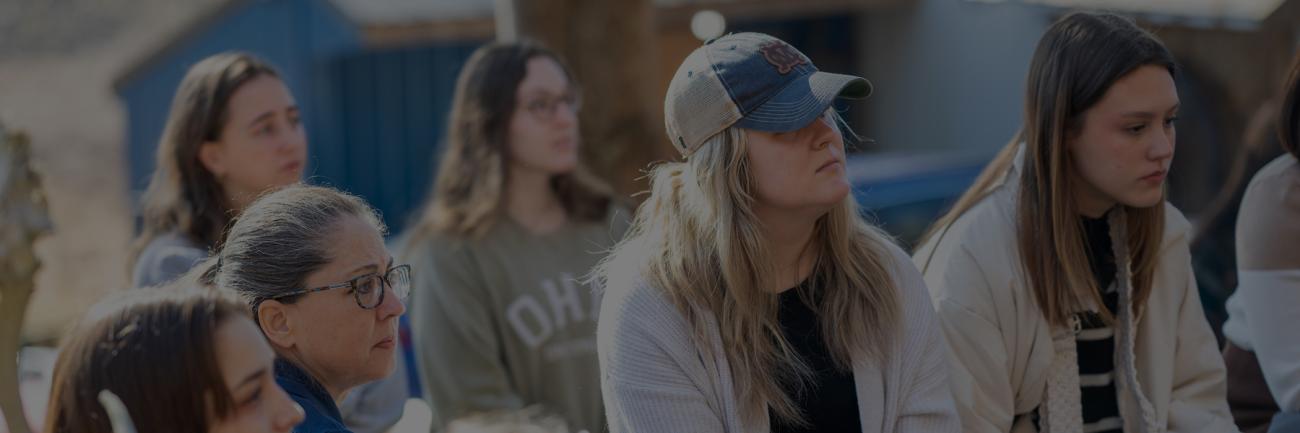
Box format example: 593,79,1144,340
735,72,872,133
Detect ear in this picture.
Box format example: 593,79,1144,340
257,300,295,350
198,140,227,178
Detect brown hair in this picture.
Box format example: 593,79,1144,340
404,41,613,242
920,11,1175,327
130,52,281,268
1280,52,1300,159
43,288,249,433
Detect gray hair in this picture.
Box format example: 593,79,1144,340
197,184,386,309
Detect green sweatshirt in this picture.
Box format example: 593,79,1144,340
401,208,630,433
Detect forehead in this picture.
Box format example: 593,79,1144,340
214,317,273,381
226,75,294,117
517,57,570,94
1089,65,1179,115
315,215,387,277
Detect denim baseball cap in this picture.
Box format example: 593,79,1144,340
664,32,872,157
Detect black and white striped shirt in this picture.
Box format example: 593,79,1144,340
1077,216,1122,433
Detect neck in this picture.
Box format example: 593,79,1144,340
224,188,255,216
1071,178,1116,219
505,164,567,235
755,206,821,293
280,350,349,405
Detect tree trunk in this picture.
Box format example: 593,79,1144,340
0,125,53,433
498,0,670,197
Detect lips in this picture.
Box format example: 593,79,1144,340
1141,169,1166,182
282,160,303,173
816,158,842,173
374,336,395,350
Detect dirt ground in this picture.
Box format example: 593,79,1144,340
0,0,221,343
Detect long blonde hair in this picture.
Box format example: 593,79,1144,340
595,121,900,425
919,12,1173,327
405,41,613,243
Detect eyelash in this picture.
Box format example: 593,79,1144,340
242,389,262,407
1128,117,1178,135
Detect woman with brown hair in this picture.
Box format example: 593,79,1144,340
914,11,1236,433
1222,52,1300,433
398,41,626,432
130,51,306,288
43,288,304,433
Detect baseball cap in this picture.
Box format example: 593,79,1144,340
664,32,872,157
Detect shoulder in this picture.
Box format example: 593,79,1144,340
1236,155,1300,269
599,275,689,337
1159,201,1193,252
913,187,1019,297
132,232,208,288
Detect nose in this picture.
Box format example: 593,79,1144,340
279,124,307,154
807,113,837,150
1149,125,1175,161
553,103,578,128
377,283,406,319
270,384,305,431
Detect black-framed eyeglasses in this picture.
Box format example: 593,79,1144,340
264,264,411,310
521,90,582,120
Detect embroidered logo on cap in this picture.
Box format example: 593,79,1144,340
758,41,808,75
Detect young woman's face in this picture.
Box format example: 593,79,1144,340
507,56,581,177
283,215,405,392
1069,64,1179,216
201,74,308,206
745,111,850,217
209,316,303,433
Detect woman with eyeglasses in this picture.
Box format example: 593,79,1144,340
398,41,627,432
195,184,409,433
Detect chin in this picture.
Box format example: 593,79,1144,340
1122,191,1165,209
546,161,579,176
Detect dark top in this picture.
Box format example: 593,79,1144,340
1076,216,1122,433
275,358,353,433
770,280,861,433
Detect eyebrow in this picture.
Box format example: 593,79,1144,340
235,368,267,390
245,112,276,128
244,105,300,128
1120,103,1180,119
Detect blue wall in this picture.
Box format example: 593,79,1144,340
319,43,480,233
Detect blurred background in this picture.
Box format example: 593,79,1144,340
1,0,1297,430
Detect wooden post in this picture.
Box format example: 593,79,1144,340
499,0,670,196
0,123,52,433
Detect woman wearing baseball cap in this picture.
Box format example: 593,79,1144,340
594,33,960,432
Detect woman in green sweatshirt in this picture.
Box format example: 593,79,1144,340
399,41,628,433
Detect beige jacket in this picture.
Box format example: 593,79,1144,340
913,149,1238,433
599,242,961,433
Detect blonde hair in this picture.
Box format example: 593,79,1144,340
595,119,900,425
918,12,1172,327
